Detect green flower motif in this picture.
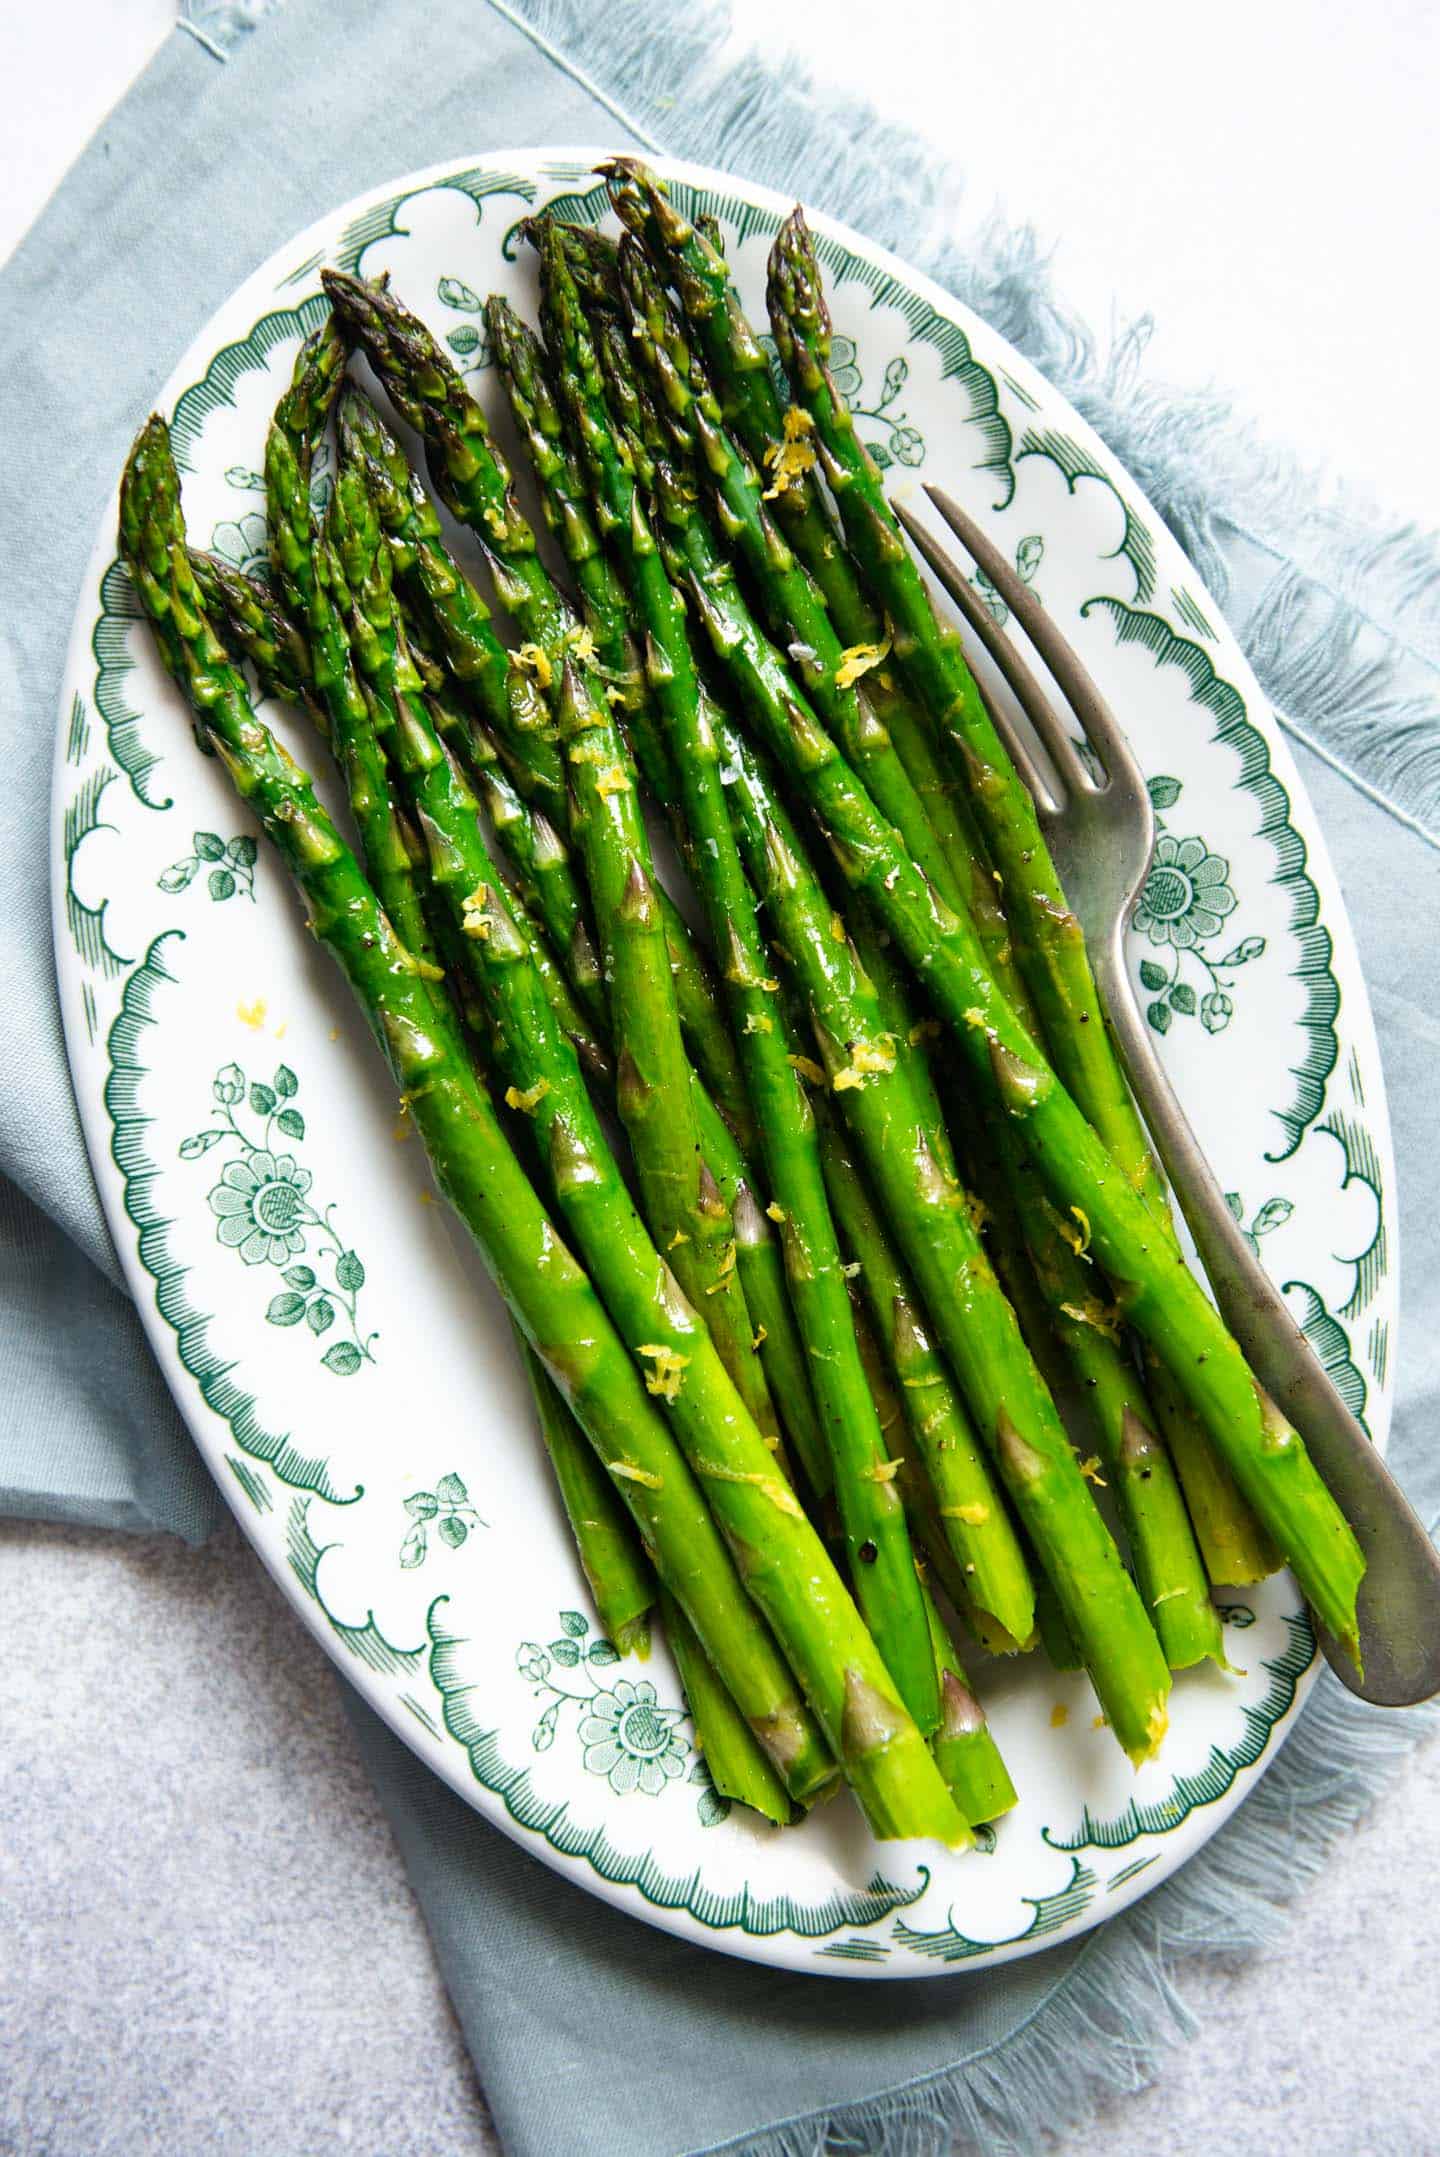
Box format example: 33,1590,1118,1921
578,1677,689,1796
1134,833,1237,950
210,510,270,583
209,1151,313,1265
827,333,864,400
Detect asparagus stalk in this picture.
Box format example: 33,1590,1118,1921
119,416,837,1813
537,223,941,1734
658,1587,794,1825
187,546,324,734
261,325,438,973
766,209,1159,1182
812,1094,1028,1619
322,451,965,1842
922,1589,1018,1827
524,1347,794,1816
517,1331,653,1657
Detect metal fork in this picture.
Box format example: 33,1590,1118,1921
895,483,1440,1706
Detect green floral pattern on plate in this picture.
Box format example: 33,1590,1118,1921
180,1060,376,1377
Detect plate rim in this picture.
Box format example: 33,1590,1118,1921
50,142,1399,1980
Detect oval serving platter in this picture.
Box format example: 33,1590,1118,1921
52,148,1397,1978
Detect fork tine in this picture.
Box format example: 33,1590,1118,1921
891,502,1066,815
920,484,1150,814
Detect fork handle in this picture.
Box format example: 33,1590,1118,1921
1092,924,1440,1705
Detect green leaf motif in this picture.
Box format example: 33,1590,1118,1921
1147,999,1172,1035
1224,1191,1244,1222
335,1250,365,1291
266,1292,308,1327
249,1082,277,1116
696,1786,731,1828
549,1638,582,1667
587,1639,619,1668
868,438,893,471
1016,534,1045,582
560,1609,588,1638
284,1265,316,1290
447,325,485,357
1138,959,1167,992
1168,981,1197,1016
322,1341,363,1376
179,1130,224,1160
406,1491,439,1521
436,1471,469,1506
158,861,198,894
274,1064,298,1098
438,1514,468,1550
194,831,226,862
207,869,236,902
438,275,484,312
227,835,258,868
306,1296,335,1336
1147,774,1182,811
274,1107,305,1142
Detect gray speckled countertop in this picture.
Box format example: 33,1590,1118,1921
2,1515,1435,2156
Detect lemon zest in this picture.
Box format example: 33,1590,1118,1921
834,637,892,691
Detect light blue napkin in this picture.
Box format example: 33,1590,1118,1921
3,2,1435,2151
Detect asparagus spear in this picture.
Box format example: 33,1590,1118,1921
524,1346,795,1814
261,324,439,973
536,223,940,1734
922,1590,1018,1827
187,546,324,733
517,1331,653,1657
322,451,965,1843
811,1093,1025,1612
119,416,834,1813
658,1587,793,1825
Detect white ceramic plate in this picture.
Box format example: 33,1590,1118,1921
52,149,1397,1978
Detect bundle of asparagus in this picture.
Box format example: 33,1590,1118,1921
118,158,1365,1851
